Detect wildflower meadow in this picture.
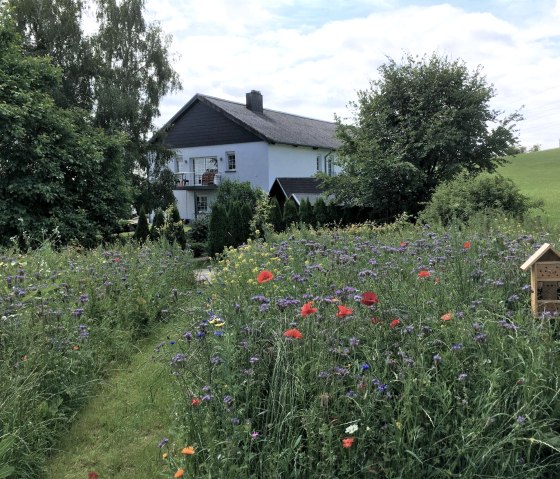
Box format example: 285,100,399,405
0,241,195,477
160,220,560,478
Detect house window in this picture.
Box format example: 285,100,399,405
196,196,208,215
226,151,236,171
326,156,334,176
174,152,183,172
316,154,321,171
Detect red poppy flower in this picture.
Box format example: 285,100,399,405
418,270,430,278
336,305,353,318
300,301,318,316
361,292,379,306
257,270,274,283
463,241,471,249
342,437,355,448
88,473,99,479
191,397,202,406
400,241,408,247
390,318,400,329
283,328,303,339
440,312,453,321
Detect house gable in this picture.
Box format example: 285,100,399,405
164,99,262,148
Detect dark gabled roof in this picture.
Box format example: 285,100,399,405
161,94,340,150
272,177,324,198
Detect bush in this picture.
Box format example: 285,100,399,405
419,173,543,226
187,214,209,243
188,242,207,258
209,181,262,250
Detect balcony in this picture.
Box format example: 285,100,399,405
174,171,222,188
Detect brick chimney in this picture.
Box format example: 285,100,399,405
246,90,263,113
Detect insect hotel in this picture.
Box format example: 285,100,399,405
520,243,560,315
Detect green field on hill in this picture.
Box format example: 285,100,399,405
498,148,560,225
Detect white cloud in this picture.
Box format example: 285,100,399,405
149,0,560,149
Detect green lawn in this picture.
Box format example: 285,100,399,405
44,320,177,478
498,148,560,224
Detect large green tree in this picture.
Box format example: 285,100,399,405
6,0,182,213
321,53,522,221
7,0,95,109
0,12,131,246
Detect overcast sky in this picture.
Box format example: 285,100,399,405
144,0,560,150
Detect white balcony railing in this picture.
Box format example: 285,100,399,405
175,171,221,187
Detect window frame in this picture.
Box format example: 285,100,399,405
196,195,208,215
226,151,236,171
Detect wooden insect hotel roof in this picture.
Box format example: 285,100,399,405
520,243,560,271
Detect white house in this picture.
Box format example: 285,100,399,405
158,90,340,221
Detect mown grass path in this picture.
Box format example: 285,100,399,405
44,319,179,478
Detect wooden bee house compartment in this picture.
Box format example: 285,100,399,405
521,243,560,315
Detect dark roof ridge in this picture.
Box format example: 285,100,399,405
157,92,341,150
200,93,336,125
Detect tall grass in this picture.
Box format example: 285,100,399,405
0,240,195,477
160,220,560,478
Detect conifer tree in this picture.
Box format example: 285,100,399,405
208,203,228,256
239,202,253,244
269,197,284,232
283,199,299,228
134,208,149,243
226,201,243,248
150,208,165,241
314,197,330,227
299,198,314,226
165,204,186,249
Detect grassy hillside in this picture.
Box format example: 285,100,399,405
498,148,560,224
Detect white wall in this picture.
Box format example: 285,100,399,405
268,145,338,187
173,189,189,219
169,142,269,190
169,141,340,220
